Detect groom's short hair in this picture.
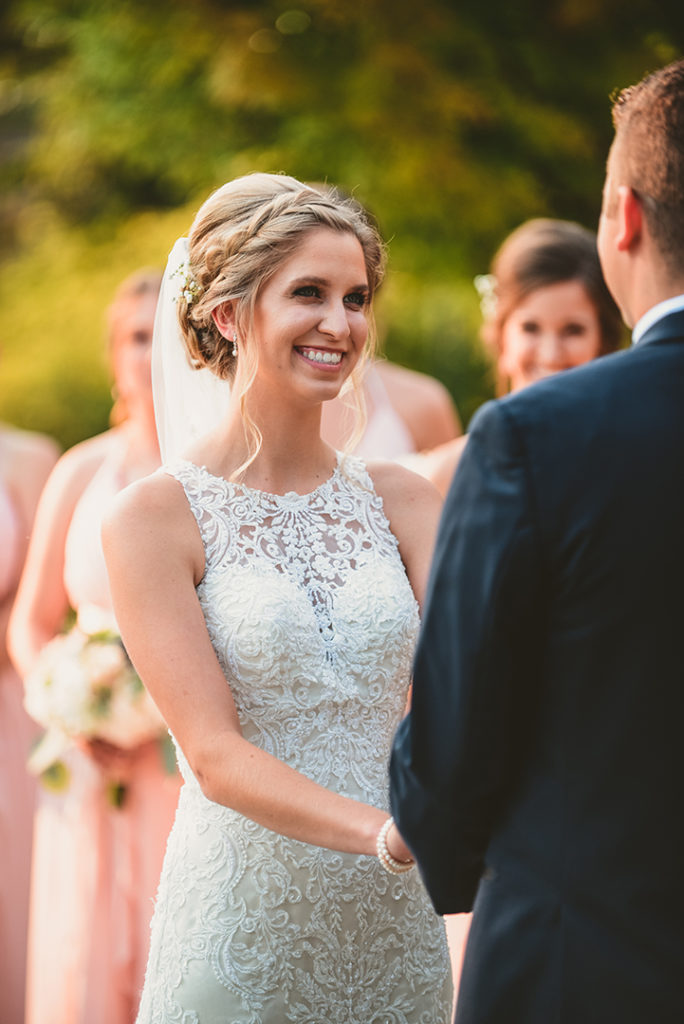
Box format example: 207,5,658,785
611,59,684,275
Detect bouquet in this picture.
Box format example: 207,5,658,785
25,607,167,786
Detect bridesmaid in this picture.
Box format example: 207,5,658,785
420,219,624,496
9,270,181,1024
0,420,58,1024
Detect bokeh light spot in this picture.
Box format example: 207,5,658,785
248,29,282,53
275,10,312,35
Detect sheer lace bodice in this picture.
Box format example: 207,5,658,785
137,453,452,1023
171,454,418,801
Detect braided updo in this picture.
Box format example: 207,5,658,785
177,173,386,382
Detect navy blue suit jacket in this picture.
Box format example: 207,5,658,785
390,311,684,1023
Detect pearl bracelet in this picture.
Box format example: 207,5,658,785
376,816,415,875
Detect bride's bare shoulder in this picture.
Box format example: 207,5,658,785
103,469,198,553
363,459,442,538
365,458,442,507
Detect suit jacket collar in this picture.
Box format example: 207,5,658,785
637,308,684,347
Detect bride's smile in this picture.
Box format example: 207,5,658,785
240,226,370,404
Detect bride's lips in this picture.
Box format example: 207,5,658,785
295,346,346,370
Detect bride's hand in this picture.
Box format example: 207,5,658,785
386,820,414,865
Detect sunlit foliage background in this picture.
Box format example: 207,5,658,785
0,0,681,448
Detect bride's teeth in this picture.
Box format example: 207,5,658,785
301,349,342,364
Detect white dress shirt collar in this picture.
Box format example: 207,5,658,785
632,294,684,344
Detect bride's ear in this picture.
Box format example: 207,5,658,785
212,301,237,340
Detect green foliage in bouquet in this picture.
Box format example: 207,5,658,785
24,616,172,807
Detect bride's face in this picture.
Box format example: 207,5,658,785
245,227,370,404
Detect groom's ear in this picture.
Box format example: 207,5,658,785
212,301,237,339
616,186,643,252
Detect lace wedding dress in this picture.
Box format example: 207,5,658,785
136,453,452,1023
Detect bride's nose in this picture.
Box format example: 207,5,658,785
318,299,350,340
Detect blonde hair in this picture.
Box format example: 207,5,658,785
178,173,386,474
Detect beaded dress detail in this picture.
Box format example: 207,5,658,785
136,453,452,1023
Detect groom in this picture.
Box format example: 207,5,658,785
390,60,684,1023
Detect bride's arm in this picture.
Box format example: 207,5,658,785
102,472,391,858
364,461,445,855
366,461,444,614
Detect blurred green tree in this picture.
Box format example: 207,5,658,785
0,0,681,444
4,0,681,259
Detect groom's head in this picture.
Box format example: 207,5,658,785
598,59,684,324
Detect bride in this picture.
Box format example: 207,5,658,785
103,172,453,1022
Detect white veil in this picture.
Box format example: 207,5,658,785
152,237,231,462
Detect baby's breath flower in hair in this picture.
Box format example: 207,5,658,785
171,261,202,305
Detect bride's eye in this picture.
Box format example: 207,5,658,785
344,291,369,309
293,285,320,298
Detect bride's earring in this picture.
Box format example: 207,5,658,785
232,333,238,358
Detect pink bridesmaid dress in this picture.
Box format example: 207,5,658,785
0,482,38,1024
24,439,181,1024
353,365,417,459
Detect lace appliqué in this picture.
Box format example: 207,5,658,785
136,454,452,1024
